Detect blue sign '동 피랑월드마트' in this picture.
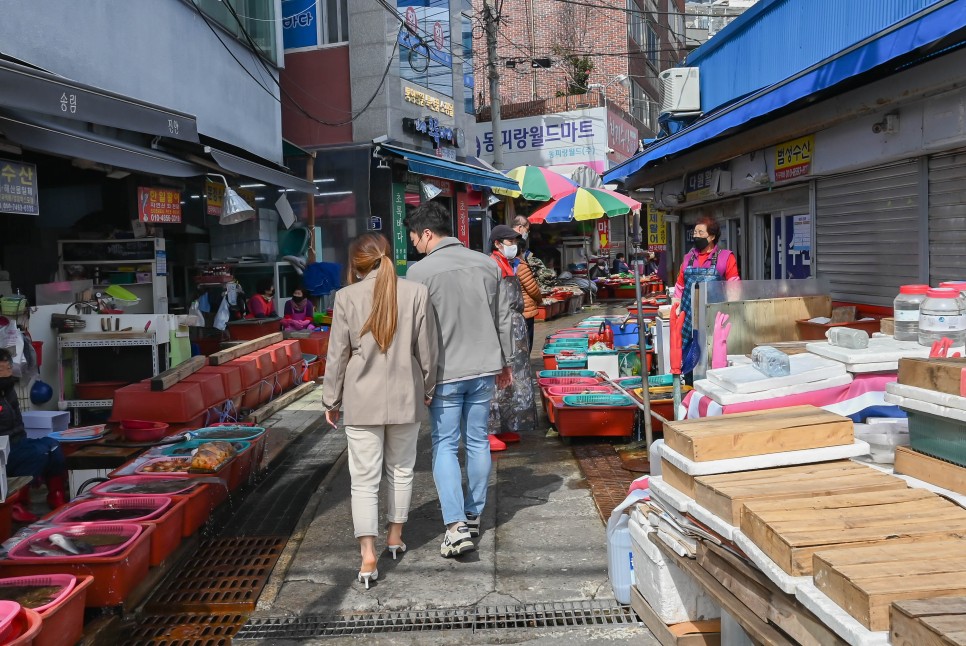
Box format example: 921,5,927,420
0,159,39,216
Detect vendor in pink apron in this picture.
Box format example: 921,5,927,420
672,217,740,379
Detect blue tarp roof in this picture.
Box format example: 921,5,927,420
380,143,520,191
603,0,966,185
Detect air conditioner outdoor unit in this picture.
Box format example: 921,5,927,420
660,67,701,114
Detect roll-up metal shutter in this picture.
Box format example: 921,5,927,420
928,151,966,283
815,161,920,307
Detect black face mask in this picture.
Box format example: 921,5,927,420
0,376,17,392
292,296,305,303
693,237,710,251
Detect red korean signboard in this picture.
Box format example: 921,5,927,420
596,218,610,249
455,191,470,247
138,187,182,224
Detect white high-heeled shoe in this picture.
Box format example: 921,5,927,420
387,543,407,560
358,568,379,590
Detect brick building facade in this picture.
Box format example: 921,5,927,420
473,0,687,136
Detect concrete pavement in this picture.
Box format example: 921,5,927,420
239,307,658,644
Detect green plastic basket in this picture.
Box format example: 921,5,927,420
538,369,596,379
547,338,590,348
544,344,589,355
906,409,966,467
557,358,588,369
562,394,635,407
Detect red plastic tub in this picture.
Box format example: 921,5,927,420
34,575,93,646
251,349,276,378
9,524,144,560
551,401,636,437
1,525,154,607
241,380,273,410
537,376,598,388
543,385,615,423
297,334,328,358
227,318,281,341
196,365,244,399
0,575,76,615
3,607,42,646
91,476,226,538
268,344,289,371
181,373,228,409
226,357,260,390
111,382,205,424
279,339,303,365
118,420,170,443
74,381,128,401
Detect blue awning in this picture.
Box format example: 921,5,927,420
603,0,966,185
379,143,519,191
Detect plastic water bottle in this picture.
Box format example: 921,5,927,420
826,327,870,349
893,284,929,341
919,288,966,347
751,346,791,377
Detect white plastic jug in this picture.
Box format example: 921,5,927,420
606,488,649,604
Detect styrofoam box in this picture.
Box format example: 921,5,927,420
628,516,720,624
22,411,69,435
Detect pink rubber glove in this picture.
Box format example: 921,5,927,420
711,312,731,369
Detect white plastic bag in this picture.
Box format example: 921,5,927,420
187,300,205,327
607,488,649,604
213,297,230,331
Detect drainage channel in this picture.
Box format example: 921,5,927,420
236,600,638,639
114,421,346,646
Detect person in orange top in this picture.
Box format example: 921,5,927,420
672,217,740,371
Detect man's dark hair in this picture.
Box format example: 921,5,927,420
0,349,11,365
404,201,453,237
616,253,625,260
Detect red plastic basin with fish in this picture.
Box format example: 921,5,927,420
0,525,154,607
33,574,92,646
0,575,76,615
8,524,144,560
90,476,225,538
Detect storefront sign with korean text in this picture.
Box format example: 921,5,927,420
391,183,408,276
607,107,640,163
403,116,462,148
0,159,38,215
684,164,727,202
774,134,814,181
596,218,610,249
646,203,667,250
404,86,455,118
138,187,182,223
455,191,470,247
205,181,257,217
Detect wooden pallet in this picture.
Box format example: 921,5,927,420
630,586,721,646
894,445,966,496
742,488,966,577
692,460,906,526
891,596,966,646
662,405,854,462
812,539,966,632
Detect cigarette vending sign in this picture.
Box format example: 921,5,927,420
138,187,182,224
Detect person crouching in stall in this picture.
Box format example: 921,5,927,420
488,225,537,451
281,286,315,331
671,216,740,382
0,349,67,522
247,279,277,319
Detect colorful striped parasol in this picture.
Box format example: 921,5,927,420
527,187,642,223
492,165,579,201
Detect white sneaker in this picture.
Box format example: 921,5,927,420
464,514,481,538
440,524,476,558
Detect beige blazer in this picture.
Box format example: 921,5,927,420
322,271,438,426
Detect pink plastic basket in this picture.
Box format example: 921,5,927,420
0,600,20,639
544,385,614,397
89,475,197,497
0,575,76,614
8,524,144,560
537,376,599,388
48,497,172,525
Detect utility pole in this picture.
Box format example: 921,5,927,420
483,0,504,169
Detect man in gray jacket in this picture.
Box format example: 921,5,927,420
405,201,514,558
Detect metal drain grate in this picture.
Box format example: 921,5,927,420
121,613,246,646
236,600,637,638
145,536,286,613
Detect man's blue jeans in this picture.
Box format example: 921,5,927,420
429,375,495,526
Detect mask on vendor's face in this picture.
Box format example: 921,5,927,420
692,237,710,251
292,295,305,304
0,375,17,391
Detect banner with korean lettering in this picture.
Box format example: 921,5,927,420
392,183,408,276
0,159,39,216
774,134,814,182
596,218,610,250
138,187,182,224
455,191,470,247
205,181,257,217
646,203,667,251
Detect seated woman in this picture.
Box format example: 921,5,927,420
282,286,315,331
246,279,277,319
0,349,67,522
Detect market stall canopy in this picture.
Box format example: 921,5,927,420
0,56,199,143
207,147,315,194
0,112,205,178
602,0,966,189
529,187,641,223
378,143,520,191
492,165,578,201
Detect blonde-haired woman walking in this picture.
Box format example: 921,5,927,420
322,233,438,589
